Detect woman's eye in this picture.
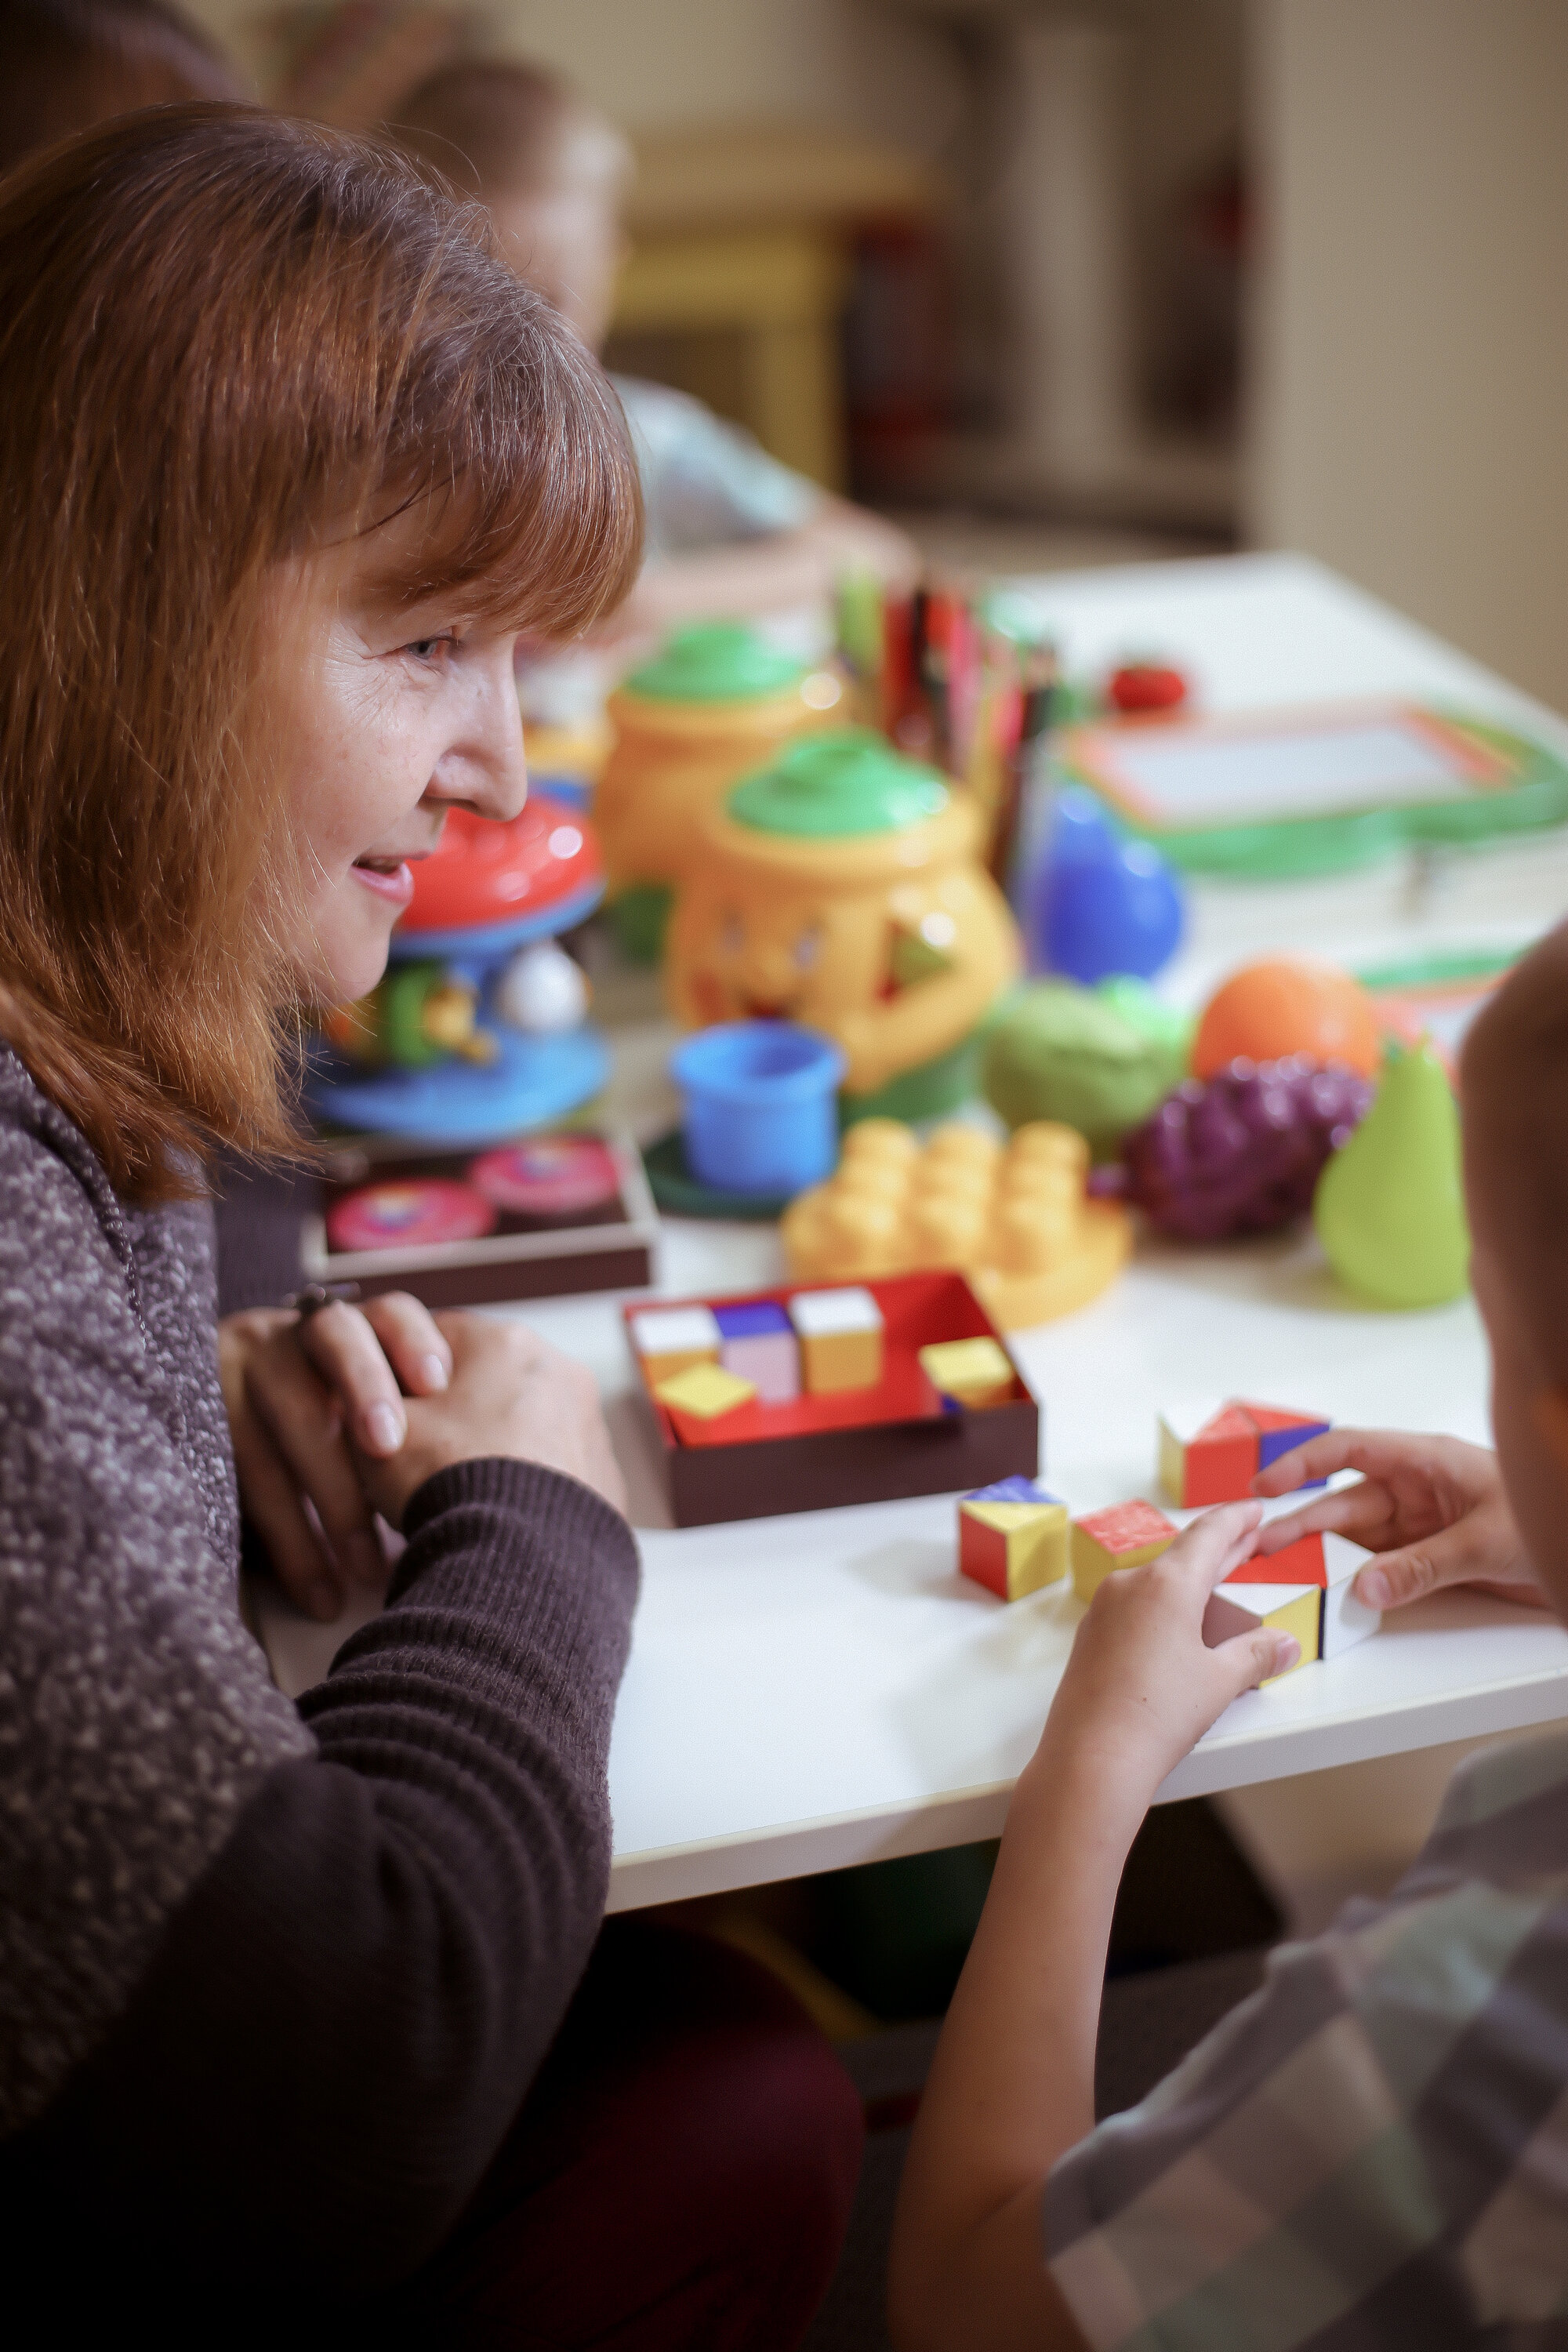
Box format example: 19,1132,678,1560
403,633,455,662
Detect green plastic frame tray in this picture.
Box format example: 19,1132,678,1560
1054,706,1568,879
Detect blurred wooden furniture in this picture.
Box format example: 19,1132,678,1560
608,122,940,492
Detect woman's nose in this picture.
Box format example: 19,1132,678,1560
466,664,529,822
434,652,528,822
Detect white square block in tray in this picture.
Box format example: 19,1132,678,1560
630,1305,720,1358
787,1286,884,1338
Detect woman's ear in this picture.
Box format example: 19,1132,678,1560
1530,1388,1568,1468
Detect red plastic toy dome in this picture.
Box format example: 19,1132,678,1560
401,795,602,937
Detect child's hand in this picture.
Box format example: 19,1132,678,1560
1253,1428,1543,1612
1036,1502,1299,1812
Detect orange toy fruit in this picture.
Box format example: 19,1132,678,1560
1192,959,1381,1080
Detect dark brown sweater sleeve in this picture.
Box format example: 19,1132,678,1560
3,1454,639,2299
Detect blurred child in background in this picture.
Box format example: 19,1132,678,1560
0,0,243,174
392,56,918,669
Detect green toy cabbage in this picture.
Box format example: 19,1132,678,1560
982,980,1189,1160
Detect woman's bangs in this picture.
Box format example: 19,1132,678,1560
371,359,641,640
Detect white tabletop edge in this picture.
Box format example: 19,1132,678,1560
607,1651,1568,1911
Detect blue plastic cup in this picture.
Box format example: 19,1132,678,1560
670,1022,848,1197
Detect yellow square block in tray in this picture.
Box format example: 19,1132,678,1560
788,1286,884,1394
652,1363,757,1421
918,1336,1015,1409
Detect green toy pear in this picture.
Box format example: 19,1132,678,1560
1312,1039,1470,1308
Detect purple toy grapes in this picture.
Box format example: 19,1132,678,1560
1121,1055,1373,1241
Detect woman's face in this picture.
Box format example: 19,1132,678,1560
262,516,529,1008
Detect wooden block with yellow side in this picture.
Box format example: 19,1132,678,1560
631,1305,722,1386
652,1363,757,1421
919,1335,1015,1410
1070,1501,1178,1605
788,1286,884,1393
960,1477,1069,1602
1202,1581,1322,1682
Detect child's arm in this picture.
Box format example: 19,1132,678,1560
1254,1427,1542,1610
888,1502,1297,2352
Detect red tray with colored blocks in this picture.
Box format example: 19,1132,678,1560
625,1270,1040,1527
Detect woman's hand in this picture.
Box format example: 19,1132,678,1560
1033,1501,1298,1816
1252,1428,1542,1612
220,1292,452,1621
349,1312,626,1528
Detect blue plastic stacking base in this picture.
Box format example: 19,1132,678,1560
309,1024,610,1146
387,878,604,964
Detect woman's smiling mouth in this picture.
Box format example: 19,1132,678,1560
350,853,416,906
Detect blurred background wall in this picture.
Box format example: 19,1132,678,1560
1248,0,1568,715
188,0,1568,712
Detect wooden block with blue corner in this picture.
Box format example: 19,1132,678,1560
1236,1400,1332,1476
1158,1402,1261,1507
960,1475,1069,1602
1071,1500,1177,1604
1202,1579,1321,1681
1159,1398,1333,1506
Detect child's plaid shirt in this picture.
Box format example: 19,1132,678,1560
1047,1730,1568,2347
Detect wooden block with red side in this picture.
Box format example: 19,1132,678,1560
1225,1530,1329,1587
1071,1500,1178,1604
1158,1403,1261,1507
1221,1527,1380,1660
959,1476,1069,1602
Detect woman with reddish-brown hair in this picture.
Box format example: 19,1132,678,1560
0,105,861,2342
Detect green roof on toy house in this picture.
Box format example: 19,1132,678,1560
728,729,951,840
626,622,811,702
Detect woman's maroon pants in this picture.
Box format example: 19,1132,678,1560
384,1919,866,2350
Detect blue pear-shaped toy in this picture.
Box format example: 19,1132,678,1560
1029,789,1185,985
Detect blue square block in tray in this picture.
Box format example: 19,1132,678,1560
714,1301,793,1339
715,1298,800,1404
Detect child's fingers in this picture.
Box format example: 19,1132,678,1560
1251,1432,1348,1495
1352,1515,1530,1610
1212,1625,1301,1697
1254,1480,1388,1553
1251,1428,1415,1497
1164,1500,1267,1594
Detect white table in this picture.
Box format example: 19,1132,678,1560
262,554,1568,1913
